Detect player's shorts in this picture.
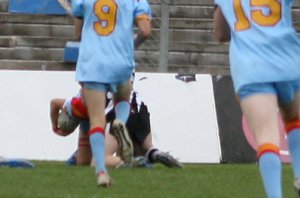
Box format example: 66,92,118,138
82,79,129,93
238,79,300,103
107,102,151,156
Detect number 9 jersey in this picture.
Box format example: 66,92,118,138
71,0,151,84
215,0,300,93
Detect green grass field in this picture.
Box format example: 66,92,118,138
0,161,297,198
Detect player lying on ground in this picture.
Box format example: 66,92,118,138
50,89,183,168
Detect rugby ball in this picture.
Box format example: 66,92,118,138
57,111,79,134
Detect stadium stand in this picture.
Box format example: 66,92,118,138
64,41,79,63
0,0,299,73
8,0,67,15
0,0,226,73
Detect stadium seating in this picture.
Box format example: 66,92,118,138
1,0,300,72
8,0,67,15
64,41,79,63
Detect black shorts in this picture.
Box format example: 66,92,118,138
106,102,151,155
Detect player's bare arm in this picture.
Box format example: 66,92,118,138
134,18,151,48
50,98,66,134
213,6,230,42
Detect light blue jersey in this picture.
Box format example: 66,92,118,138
71,0,151,83
215,0,300,92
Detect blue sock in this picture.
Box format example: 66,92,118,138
89,132,106,175
288,129,300,179
259,152,282,198
114,101,130,124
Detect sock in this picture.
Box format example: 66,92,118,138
89,127,106,175
258,144,282,198
78,136,90,147
66,150,77,166
287,129,300,179
146,147,159,163
114,101,130,124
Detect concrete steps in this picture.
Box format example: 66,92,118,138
0,0,299,74
0,0,8,12
2,12,299,32
0,36,71,48
0,43,227,64
0,32,226,50
150,0,214,5
139,42,228,53
0,12,73,25
0,23,75,37
0,47,63,60
0,59,74,70
0,24,215,41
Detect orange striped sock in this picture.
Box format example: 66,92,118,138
285,120,300,134
257,143,279,159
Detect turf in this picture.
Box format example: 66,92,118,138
0,161,297,198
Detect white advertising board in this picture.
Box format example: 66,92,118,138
0,71,221,163
134,73,221,163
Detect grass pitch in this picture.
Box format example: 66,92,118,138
0,161,296,198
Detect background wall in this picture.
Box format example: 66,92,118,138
134,72,221,163
0,71,221,163
212,76,256,163
0,70,79,161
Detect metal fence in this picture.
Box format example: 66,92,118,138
135,0,171,73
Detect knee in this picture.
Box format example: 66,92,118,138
285,120,300,134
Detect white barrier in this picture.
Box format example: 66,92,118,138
0,71,221,163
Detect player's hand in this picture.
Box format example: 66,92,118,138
53,127,69,137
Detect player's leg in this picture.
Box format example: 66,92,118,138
128,101,183,168
76,123,92,165
105,131,123,167
143,133,183,168
111,80,133,164
105,127,149,168
82,84,110,187
113,80,131,123
66,120,92,166
277,81,300,196
240,87,281,198
141,133,153,151
90,133,122,167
